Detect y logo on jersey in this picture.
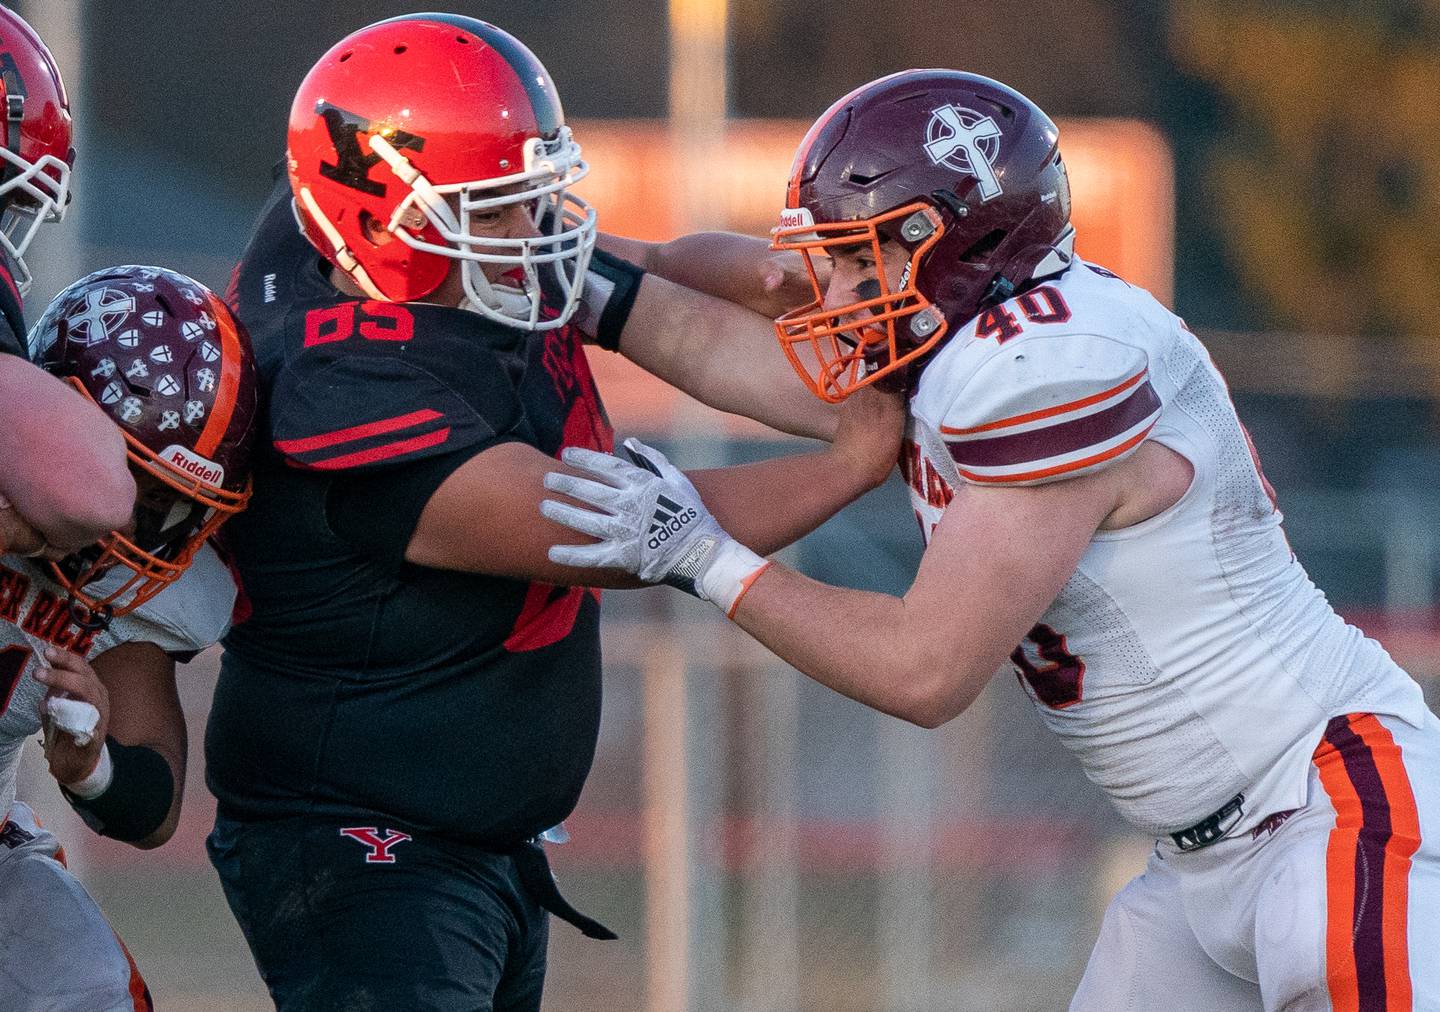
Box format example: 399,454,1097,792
648,494,698,550
924,105,1003,202
338,826,413,864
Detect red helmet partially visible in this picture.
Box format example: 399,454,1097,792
771,71,1075,402
0,6,74,297
287,14,596,330
28,266,257,618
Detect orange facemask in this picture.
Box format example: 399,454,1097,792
50,391,251,620
770,202,948,403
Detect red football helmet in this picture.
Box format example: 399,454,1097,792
771,70,1075,402
28,266,257,618
286,14,596,330
0,6,73,297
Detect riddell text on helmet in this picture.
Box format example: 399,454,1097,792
161,444,226,487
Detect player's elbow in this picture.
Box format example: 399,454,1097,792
900,691,965,730
894,657,988,729
43,468,136,551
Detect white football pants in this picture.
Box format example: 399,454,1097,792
0,801,150,1011
1072,710,1440,1012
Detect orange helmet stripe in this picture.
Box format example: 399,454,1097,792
196,294,241,458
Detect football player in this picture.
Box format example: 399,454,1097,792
0,5,136,556
542,71,1440,1010
205,13,901,1011
0,266,256,1011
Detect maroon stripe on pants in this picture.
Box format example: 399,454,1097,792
1324,714,1393,1011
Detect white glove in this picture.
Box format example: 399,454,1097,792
542,438,771,616
44,696,101,748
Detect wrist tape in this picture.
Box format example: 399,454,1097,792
698,538,772,619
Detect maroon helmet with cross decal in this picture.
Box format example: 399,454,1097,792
770,70,1075,402
27,265,257,617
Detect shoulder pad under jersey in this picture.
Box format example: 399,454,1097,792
936,332,1159,487
270,305,528,472
107,544,237,655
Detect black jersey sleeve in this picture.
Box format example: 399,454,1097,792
269,312,535,474
0,256,26,357
324,445,497,568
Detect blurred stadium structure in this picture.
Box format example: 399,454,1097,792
12,1,1440,1010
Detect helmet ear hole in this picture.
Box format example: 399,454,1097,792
959,229,1006,264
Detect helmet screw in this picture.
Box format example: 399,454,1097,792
901,212,934,242
910,311,940,337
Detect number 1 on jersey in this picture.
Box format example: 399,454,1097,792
0,644,31,716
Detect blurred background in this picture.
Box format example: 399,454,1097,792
11,1,1440,1010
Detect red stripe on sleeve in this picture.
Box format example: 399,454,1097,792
275,409,443,455
303,427,452,470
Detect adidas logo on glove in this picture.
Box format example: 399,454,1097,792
648,493,698,549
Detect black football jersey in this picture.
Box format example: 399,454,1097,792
0,254,28,357
206,180,614,845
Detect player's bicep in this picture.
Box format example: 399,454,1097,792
0,356,135,547
901,473,1118,710
403,441,642,586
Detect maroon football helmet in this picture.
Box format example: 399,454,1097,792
771,70,1075,401
0,6,74,296
28,266,257,617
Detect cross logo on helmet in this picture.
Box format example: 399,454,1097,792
923,105,1004,202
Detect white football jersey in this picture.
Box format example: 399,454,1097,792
902,260,1428,836
0,544,235,814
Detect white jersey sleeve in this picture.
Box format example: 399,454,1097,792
935,332,1160,487
103,543,236,657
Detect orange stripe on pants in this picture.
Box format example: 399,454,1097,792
1314,714,1422,1012
1351,714,1421,1011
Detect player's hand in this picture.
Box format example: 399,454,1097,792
541,439,768,612
759,249,827,317
829,382,906,490
37,646,109,786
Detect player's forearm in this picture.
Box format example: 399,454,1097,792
127,744,185,849
729,565,989,728
0,357,135,549
688,447,885,556
600,231,791,318
618,275,839,441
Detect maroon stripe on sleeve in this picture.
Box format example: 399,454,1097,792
948,380,1161,469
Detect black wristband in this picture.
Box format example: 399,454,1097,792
587,247,645,352
61,737,175,843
